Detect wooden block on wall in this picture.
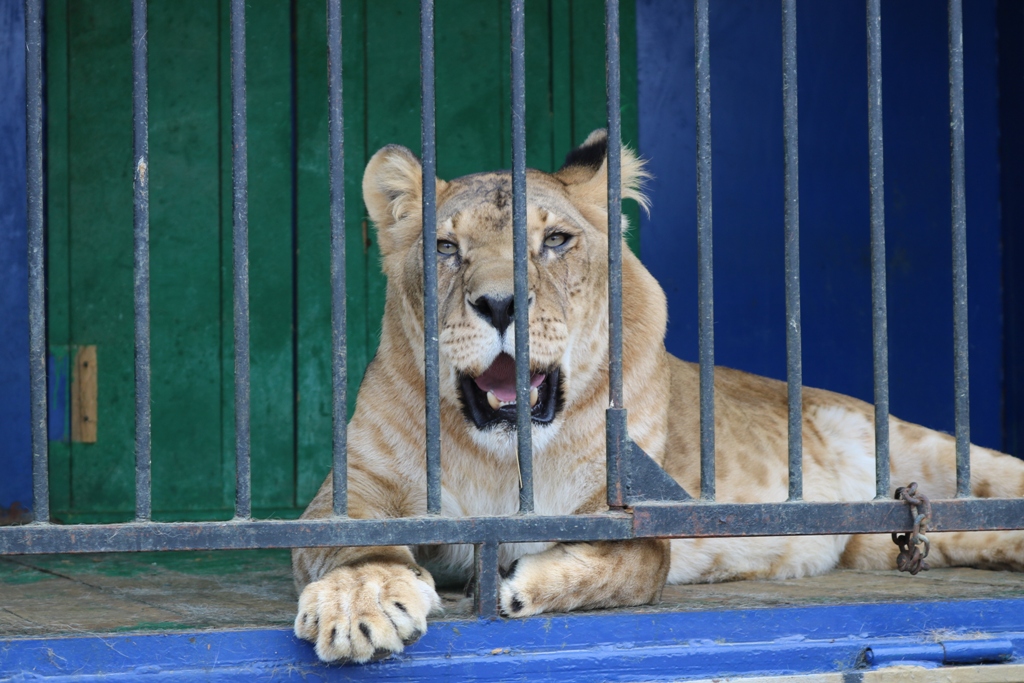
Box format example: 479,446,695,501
71,345,97,443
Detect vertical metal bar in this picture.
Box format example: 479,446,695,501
421,0,442,515
605,0,628,509
25,0,49,524
132,0,152,521
866,0,891,500
782,0,802,502
473,542,499,618
327,0,347,517
511,0,534,514
606,0,623,409
230,0,252,520
694,0,715,501
948,0,971,497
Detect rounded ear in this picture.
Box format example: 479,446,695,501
553,129,650,229
362,144,447,257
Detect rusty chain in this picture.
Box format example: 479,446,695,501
891,482,931,575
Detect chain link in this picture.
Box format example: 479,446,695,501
891,482,931,575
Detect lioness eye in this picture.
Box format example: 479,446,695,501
437,240,459,255
544,233,570,248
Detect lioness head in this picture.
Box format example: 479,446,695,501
362,130,657,452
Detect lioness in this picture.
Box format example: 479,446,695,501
293,130,1024,663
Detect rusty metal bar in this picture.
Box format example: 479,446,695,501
948,0,971,498
5,499,1024,555
867,0,891,500
132,0,153,522
474,542,500,618
327,0,348,517
510,0,534,514
25,0,48,525
782,0,802,502
605,0,628,509
695,0,716,501
230,0,252,520
421,0,442,515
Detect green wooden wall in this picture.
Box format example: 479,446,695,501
45,0,639,522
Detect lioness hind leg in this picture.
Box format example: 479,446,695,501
889,418,1024,500
841,529,1024,572
842,432,1024,572
498,539,670,617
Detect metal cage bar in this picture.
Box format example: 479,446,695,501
782,0,802,502
511,0,534,514
606,1,624,414
6,498,1024,556
695,0,716,501
327,0,348,517
11,0,1020,566
474,542,500,618
948,0,971,498
230,0,252,520
605,0,628,509
26,0,49,526
132,0,153,523
421,0,443,516
866,0,891,500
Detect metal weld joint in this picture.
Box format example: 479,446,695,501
891,482,931,575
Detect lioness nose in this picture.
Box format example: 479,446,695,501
471,295,514,334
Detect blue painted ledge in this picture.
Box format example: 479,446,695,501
3,599,1024,681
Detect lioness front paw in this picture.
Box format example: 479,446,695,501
294,562,441,663
498,557,546,618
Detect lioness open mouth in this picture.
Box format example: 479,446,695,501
459,353,563,429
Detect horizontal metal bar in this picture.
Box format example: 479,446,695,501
632,498,1024,538
0,514,631,555
5,498,1024,556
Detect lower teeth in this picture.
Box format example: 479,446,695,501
484,386,542,410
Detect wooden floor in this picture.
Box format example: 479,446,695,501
4,550,1024,638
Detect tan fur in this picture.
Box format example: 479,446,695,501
293,130,1024,663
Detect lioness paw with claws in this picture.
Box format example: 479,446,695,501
294,562,440,663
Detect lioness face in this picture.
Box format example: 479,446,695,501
433,171,605,435
362,131,647,451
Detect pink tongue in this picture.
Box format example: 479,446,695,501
473,354,545,403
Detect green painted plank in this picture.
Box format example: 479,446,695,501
45,0,71,515
294,1,332,508
550,0,572,170
525,0,555,172
435,0,506,178
340,0,371,426
244,2,296,510
364,1,419,360
493,0,555,172
147,0,225,516
66,0,135,517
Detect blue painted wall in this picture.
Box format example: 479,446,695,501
0,2,33,512
637,0,1008,452
999,2,1024,459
